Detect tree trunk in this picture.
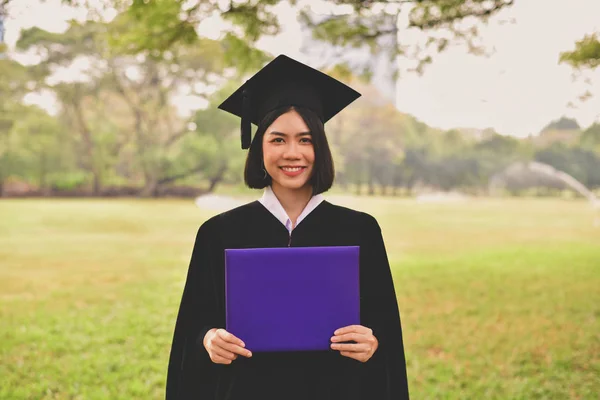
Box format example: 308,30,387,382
407,177,416,193
111,65,161,199
39,153,51,196
139,178,159,198
337,174,348,191
92,172,102,196
207,162,228,193
72,101,101,195
207,174,222,193
368,180,375,196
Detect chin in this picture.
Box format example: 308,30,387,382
274,177,311,191
280,181,309,191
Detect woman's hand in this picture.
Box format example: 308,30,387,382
203,328,252,365
330,325,378,363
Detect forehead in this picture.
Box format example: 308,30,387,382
266,110,309,134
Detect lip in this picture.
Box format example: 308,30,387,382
279,166,306,177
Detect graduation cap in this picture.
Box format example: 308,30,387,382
218,54,361,149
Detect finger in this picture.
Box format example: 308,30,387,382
334,325,372,336
212,347,238,361
340,351,368,362
217,340,252,357
209,353,233,365
331,332,367,343
331,342,371,353
216,329,245,347
214,330,251,357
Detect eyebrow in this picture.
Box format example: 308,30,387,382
267,131,312,137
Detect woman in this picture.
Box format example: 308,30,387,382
166,55,410,400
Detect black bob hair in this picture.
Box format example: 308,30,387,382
244,105,335,195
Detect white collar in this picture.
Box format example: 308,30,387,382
258,186,324,233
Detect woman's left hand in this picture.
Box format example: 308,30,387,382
330,325,378,363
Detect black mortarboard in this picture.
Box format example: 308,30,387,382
218,54,361,149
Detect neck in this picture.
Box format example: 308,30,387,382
271,183,313,227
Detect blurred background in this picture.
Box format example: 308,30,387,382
1,0,599,399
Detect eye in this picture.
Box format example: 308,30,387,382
300,137,312,144
271,138,284,143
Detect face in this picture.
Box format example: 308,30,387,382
262,109,315,193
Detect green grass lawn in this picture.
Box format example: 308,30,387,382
1,197,599,399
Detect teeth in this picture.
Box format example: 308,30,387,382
282,167,302,172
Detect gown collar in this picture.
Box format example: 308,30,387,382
258,186,324,234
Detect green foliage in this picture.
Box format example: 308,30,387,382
220,33,271,73
118,0,276,73
541,116,581,133
535,143,600,189
580,123,600,152
302,12,389,53
50,171,89,191
300,0,515,75
221,1,281,41
15,15,237,195
0,58,29,104
3,4,599,198
324,79,555,195
409,0,514,29
0,58,40,191
12,0,516,78
0,105,76,193
560,33,600,70
112,0,199,57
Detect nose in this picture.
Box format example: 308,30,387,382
282,141,301,159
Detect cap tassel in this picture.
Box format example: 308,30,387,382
241,88,251,149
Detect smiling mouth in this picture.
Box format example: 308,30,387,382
280,166,306,172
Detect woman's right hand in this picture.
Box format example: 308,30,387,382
203,328,252,364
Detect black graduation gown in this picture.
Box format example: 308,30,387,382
166,200,410,400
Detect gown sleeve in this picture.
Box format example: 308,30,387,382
166,220,222,400
359,214,410,400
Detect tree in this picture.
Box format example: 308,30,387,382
540,117,581,133
9,106,72,194
325,81,408,195
0,56,30,195
560,33,600,105
17,17,229,196
17,23,122,194
18,0,517,77
300,0,514,76
560,33,600,70
580,123,600,154
472,132,530,189
158,82,244,194
535,143,600,189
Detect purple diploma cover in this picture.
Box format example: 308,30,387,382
224,246,360,352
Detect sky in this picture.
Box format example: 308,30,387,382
3,0,600,138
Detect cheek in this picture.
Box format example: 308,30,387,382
306,147,316,165
262,145,279,168
262,143,273,162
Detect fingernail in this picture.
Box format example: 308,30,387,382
240,342,245,347
330,337,336,342
247,351,252,357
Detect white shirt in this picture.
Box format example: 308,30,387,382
258,186,324,234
